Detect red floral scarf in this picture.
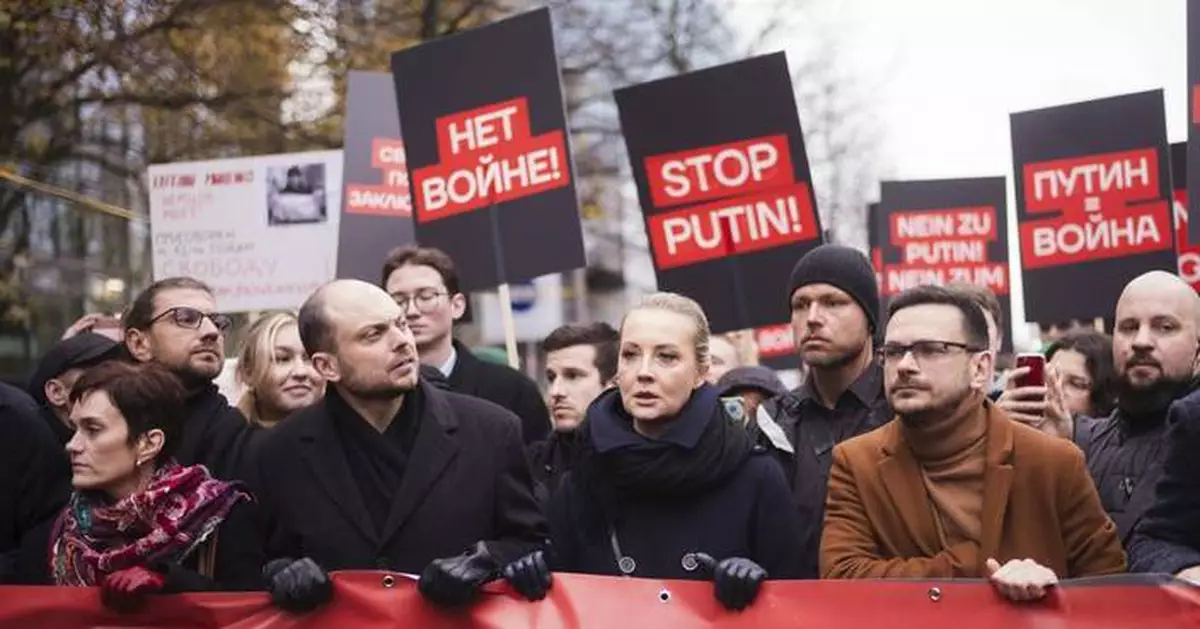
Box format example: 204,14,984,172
50,461,249,586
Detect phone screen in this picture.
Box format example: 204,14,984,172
1015,354,1045,388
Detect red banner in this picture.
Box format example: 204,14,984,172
1,572,1197,628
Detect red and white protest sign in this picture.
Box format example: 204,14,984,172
643,135,817,270
883,206,1008,296
1018,148,1172,270
345,138,412,216
755,323,796,364
410,97,570,222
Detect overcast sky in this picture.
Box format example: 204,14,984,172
731,0,1187,344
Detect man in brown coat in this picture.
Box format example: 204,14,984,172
821,285,1125,601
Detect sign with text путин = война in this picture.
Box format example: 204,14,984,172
1010,90,1175,324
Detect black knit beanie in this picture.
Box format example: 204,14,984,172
787,244,880,332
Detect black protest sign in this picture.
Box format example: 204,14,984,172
879,178,1012,351
1172,143,1200,292
867,201,884,296
390,8,585,291
615,52,823,334
337,71,415,283
1189,2,1200,243
1010,91,1174,324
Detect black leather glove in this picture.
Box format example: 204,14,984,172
692,553,767,611
263,557,333,613
501,550,552,601
418,541,501,607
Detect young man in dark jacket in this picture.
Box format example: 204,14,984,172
755,244,891,578
382,246,550,445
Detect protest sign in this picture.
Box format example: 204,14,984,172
1010,91,1175,324
337,71,415,283
755,323,796,371
1172,143,1200,292
879,178,1011,349
1189,1,1200,243
615,52,823,334
147,150,342,312
390,8,585,292
867,201,884,296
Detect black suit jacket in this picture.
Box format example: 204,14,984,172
447,339,550,445
250,380,547,573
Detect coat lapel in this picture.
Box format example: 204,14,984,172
298,407,379,546
380,383,461,547
447,340,481,395
978,405,1015,564
877,422,944,556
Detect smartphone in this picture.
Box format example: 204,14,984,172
1014,353,1046,388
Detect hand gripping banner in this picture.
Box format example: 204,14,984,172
0,572,1197,628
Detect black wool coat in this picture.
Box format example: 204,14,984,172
447,340,551,445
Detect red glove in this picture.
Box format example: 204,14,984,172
100,566,166,613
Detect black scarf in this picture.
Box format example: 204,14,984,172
570,384,753,532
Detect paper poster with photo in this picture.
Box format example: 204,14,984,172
337,71,416,283
147,150,342,312
389,8,585,292
879,177,1012,351
1171,143,1200,292
1010,90,1175,324
615,52,823,334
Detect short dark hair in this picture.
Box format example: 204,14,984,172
381,246,461,295
1047,329,1117,417
297,287,332,356
946,282,1004,340
541,322,620,382
70,360,186,464
124,277,213,331
887,284,990,349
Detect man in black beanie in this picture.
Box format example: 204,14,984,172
754,244,892,578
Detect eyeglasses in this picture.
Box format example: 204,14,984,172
877,340,984,366
149,306,233,332
393,289,448,313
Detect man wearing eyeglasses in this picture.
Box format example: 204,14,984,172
381,246,550,445
821,285,1124,601
122,277,254,480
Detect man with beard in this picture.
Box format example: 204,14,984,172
123,277,254,480
249,280,546,610
821,285,1124,600
1060,271,1200,545
755,244,892,578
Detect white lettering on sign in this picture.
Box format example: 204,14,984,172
902,240,985,265
445,105,519,155
420,147,562,212
659,142,778,200
1032,156,1151,202
660,195,804,256
1030,215,1163,258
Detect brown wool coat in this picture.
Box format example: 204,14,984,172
820,401,1126,579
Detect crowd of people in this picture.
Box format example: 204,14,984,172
1,241,1200,614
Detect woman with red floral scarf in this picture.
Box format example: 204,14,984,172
48,360,285,612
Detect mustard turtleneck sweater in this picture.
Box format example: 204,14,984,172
901,394,988,546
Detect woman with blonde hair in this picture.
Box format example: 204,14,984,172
502,292,807,609
235,311,323,427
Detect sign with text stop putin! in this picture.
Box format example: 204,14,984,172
615,52,823,334
1010,90,1176,324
